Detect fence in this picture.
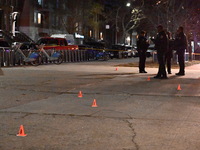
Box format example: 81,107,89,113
0,48,90,67
152,51,200,64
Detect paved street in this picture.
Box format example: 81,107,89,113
0,58,200,150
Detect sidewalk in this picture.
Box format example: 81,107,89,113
186,63,200,70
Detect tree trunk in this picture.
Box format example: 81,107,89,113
193,31,198,53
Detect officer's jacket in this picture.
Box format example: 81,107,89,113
174,32,187,52
154,31,168,53
137,36,149,52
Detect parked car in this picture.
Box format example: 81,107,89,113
79,44,110,61
109,45,128,59
19,42,38,50
132,44,153,58
146,44,155,57
124,45,137,57
37,37,79,50
0,39,10,47
0,39,11,51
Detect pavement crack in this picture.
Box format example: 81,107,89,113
123,119,139,150
0,111,131,120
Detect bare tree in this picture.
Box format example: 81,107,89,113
120,7,145,44
144,0,197,35
104,0,145,44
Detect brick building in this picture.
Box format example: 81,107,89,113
0,0,115,44
0,0,68,41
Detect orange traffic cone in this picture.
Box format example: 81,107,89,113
177,84,182,91
115,67,118,71
91,99,98,107
78,91,83,98
147,76,151,81
17,125,27,137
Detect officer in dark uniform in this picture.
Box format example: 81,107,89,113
165,31,174,74
174,26,187,76
137,30,149,73
153,25,168,79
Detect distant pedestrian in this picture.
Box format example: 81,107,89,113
153,25,168,79
136,30,149,73
165,31,174,74
174,26,188,76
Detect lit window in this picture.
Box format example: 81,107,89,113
89,30,92,37
38,13,42,24
75,22,79,32
100,32,103,40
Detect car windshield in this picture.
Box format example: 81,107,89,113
38,38,59,46
0,41,10,47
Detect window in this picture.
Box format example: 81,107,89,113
37,38,58,45
60,40,64,46
38,0,42,5
63,40,68,46
38,13,42,24
75,22,79,32
34,12,42,24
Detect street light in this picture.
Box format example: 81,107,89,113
126,2,131,7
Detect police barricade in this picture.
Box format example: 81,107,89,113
0,48,90,67
193,53,200,60
74,50,78,62
71,50,75,62
0,48,4,67
152,51,198,63
64,50,70,62
153,51,179,63
0,46,137,67
0,48,15,67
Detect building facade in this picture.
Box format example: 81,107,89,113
0,0,69,41
0,0,118,44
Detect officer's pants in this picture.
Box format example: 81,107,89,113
177,51,185,73
157,52,167,77
165,51,172,73
139,51,146,71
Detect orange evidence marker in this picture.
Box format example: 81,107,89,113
17,125,27,137
147,76,151,81
177,84,182,91
91,99,98,107
78,91,83,98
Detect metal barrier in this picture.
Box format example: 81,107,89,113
152,51,200,63
0,48,90,67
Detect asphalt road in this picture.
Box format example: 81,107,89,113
0,58,200,150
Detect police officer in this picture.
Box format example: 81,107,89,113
174,26,187,76
153,25,168,79
137,30,149,73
